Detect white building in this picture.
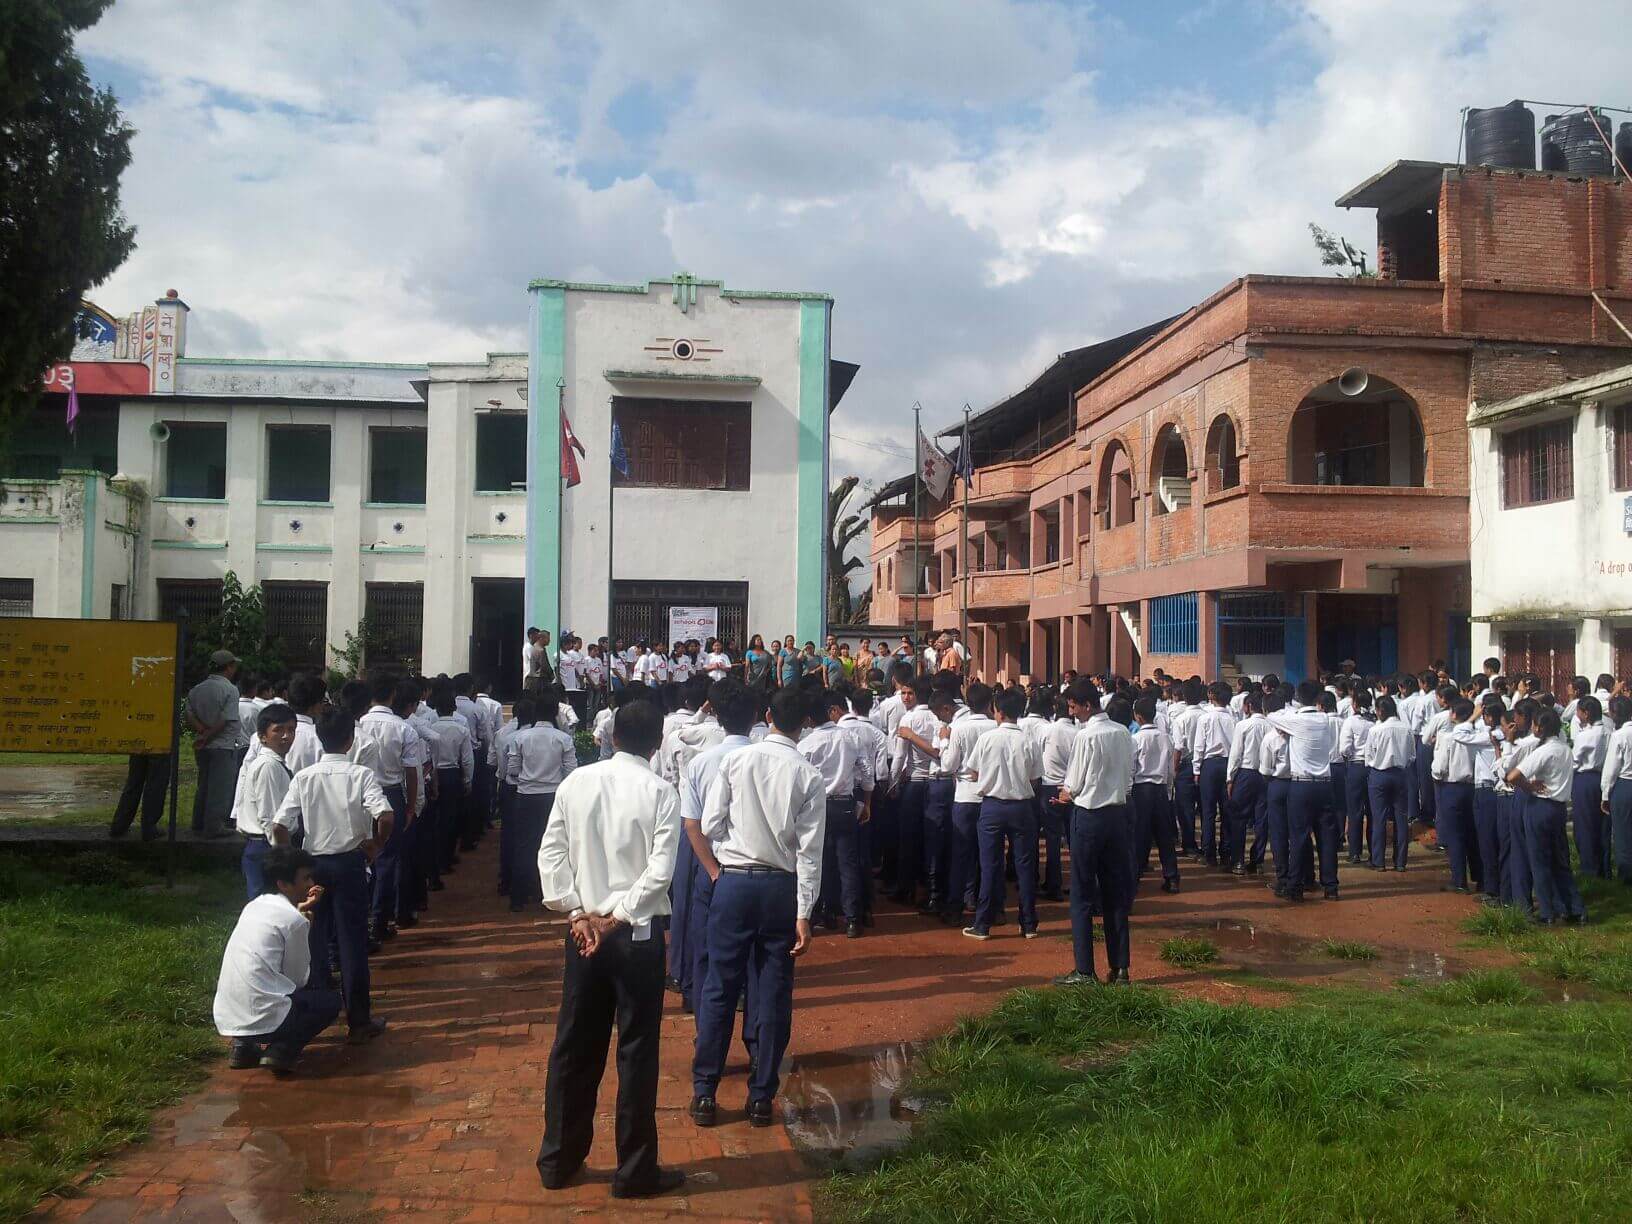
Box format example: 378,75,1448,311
0,276,852,694
1468,362,1632,689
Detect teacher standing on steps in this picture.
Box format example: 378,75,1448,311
535,699,685,1201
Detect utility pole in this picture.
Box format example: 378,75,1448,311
912,401,921,665
960,403,970,654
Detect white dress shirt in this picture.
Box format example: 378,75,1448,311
1167,702,1196,760
895,705,941,781
966,723,1040,800
1189,705,1235,770
871,691,903,734
514,723,578,795
1133,722,1175,787
233,749,292,837
286,714,322,774
213,893,312,1038
659,717,725,785
701,733,826,918
592,707,616,760
1259,731,1290,779
538,752,679,930
1422,706,1453,747
1266,706,1336,779
1572,722,1608,772
356,705,412,787
1518,739,1574,802
491,718,523,785
682,735,753,824
839,712,887,793
942,712,999,804
1364,718,1417,771
1434,720,1481,783
1339,713,1376,764
1227,714,1273,781
1063,713,1135,810
426,715,475,787
799,719,867,798
1601,723,1632,799
1018,712,1052,762
1041,717,1078,786
272,753,393,855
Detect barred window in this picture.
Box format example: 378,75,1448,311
263,581,329,672
1502,420,1573,508
612,398,750,490
156,579,222,626
1149,592,1199,655
365,583,424,671
1612,403,1632,492
0,578,33,617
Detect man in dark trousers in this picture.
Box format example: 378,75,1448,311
108,752,170,841
536,699,684,1199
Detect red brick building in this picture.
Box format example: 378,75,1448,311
870,160,1632,683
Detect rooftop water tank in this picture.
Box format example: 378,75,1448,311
1542,109,1615,176
1464,101,1535,169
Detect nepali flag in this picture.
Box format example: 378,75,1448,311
65,383,80,438
561,406,587,488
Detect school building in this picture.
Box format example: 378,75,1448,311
871,158,1632,684
0,277,850,694
1468,360,1632,691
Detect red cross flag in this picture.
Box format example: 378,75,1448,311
918,426,953,500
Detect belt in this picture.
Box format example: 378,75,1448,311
1476,783,1495,790
1290,773,1328,783
719,864,793,876
241,832,267,842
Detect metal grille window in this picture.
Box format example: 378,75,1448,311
1503,629,1576,695
611,580,749,650
1502,420,1573,508
263,581,329,672
0,578,33,617
266,426,332,503
156,579,222,626
612,398,750,490
165,423,227,499
365,582,424,671
369,428,427,504
1615,628,1632,685
1149,593,1199,655
1612,403,1632,492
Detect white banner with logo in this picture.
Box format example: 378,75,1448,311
668,606,718,645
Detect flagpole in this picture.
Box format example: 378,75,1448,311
960,403,970,658
555,376,565,658
606,398,615,652
912,402,921,665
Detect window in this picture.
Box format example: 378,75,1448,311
365,582,424,671
157,579,223,627
1502,420,1573,508
1504,629,1575,695
1611,403,1632,492
0,578,33,617
1097,442,1135,529
1152,426,1191,514
110,584,128,620
369,427,427,504
612,398,750,490
1205,415,1241,492
1287,377,1425,487
1149,592,1199,655
475,414,528,492
266,426,331,502
165,422,227,498
263,581,328,672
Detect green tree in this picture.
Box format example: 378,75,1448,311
1308,223,1373,278
0,1,135,440
189,571,283,682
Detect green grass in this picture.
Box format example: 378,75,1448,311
826,982,1632,1223
1460,876,1632,994
0,753,127,768
1316,937,1379,961
1157,937,1218,967
0,752,197,831
0,844,242,1221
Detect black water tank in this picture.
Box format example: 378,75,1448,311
1541,114,1568,170
1617,122,1632,178
1542,110,1615,175
1465,101,1535,169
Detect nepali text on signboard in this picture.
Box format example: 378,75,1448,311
667,606,719,645
0,619,178,754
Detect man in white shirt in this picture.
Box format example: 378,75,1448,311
1601,695,1632,886
840,688,889,926
1130,695,1180,894
939,682,998,926
634,644,666,687
964,688,1042,939
1191,683,1236,867
801,689,871,937
1432,697,1481,892
1224,693,1273,875
559,635,588,724
690,688,824,1131
1039,692,1078,902
536,699,684,1200
510,692,578,912
284,674,327,775
890,680,942,907
1055,681,1136,984
1509,709,1586,924
270,709,394,1043
356,676,420,943
1364,695,1417,872
213,846,341,1075
188,650,246,837
234,703,297,900
1267,681,1339,901
424,686,475,883
1020,689,1066,901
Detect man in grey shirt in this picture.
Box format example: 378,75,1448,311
189,650,245,836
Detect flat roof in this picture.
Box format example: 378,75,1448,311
1334,160,1450,212
1471,360,1632,427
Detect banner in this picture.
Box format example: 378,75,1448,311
668,606,718,645
919,427,953,500
0,619,178,753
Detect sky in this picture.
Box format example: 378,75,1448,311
78,0,1632,488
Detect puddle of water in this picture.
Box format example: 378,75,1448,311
780,1042,922,1171
0,764,123,820
1183,918,1459,983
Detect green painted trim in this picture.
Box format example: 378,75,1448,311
527,285,566,639
360,544,425,554
152,539,227,550
602,369,761,385
155,496,228,505
179,357,427,371
796,300,831,644
259,499,334,508
724,289,833,302
79,473,97,617
524,276,831,302
256,543,333,553
527,278,648,294
466,533,524,543
362,501,426,509
103,521,140,536
472,489,526,497
1,515,60,524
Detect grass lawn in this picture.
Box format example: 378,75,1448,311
828,888,1632,1223
0,752,198,831
0,843,242,1222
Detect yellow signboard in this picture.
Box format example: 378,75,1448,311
0,618,178,754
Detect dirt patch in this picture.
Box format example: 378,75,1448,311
0,763,126,824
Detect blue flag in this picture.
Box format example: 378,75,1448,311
958,441,973,485
610,419,631,477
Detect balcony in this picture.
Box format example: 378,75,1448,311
965,567,1030,609
957,460,1031,516
871,512,937,554
1249,483,1467,556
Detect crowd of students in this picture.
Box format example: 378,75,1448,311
202,635,1632,1199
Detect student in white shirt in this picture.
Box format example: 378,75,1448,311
891,680,944,908
1510,708,1587,924
1129,695,1180,894
1191,683,1236,866
1267,681,1340,902
939,682,999,927
214,846,341,1074
536,698,685,1200
704,638,732,682
592,689,620,761
283,674,327,776
1601,696,1632,886
234,703,297,900
1364,695,1417,872
690,688,824,1131
963,687,1044,939
1055,680,1136,984
800,689,871,936
508,692,577,912
1259,694,1297,896
840,687,889,926
1571,695,1610,878
634,644,666,686
1338,688,1376,867
1433,698,1481,892
270,709,394,1043
1225,692,1273,875
1167,679,1204,856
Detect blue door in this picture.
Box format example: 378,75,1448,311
1283,616,1306,684
1379,625,1398,676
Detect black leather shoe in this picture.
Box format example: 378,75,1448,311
1161,879,1180,894
689,1095,717,1127
747,1098,774,1127
228,1039,263,1069
665,975,683,994
1107,968,1131,985
259,1045,297,1075
1324,887,1340,901
538,1160,583,1191
846,921,862,939
613,1167,686,1199
346,1017,388,1045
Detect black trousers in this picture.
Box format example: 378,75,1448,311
538,926,666,1195
250,985,342,1058
110,753,170,837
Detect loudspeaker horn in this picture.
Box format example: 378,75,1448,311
1337,367,1369,396
149,421,171,441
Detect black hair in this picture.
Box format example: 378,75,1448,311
613,699,664,757
849,687,874,716
1067,678,1102,711
1451,697,1475,722
256,702,296,736
712,679,757,735
390,678,420,713
369,673,399,705
1133,695,1157,723
769,688,808,737
1535,709,1562,741
995,688,1026,721
316,708,355,754
514,697,537,728
966,682,993,715
263,846,316,891
287,673,327,713
1105,696,1132,725
1296,679,1322,706
1578,695,1603,725
535,690,560,725
1376,695,1397,720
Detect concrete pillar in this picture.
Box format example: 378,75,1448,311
329,413,365,668
1388,401,1413,486
423,382,468,675
1110,606,1136,677
1580,616,1613,681
1087,606,1110,675
224,409,258,582
1197,590,1217,679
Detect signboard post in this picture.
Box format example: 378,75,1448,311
668,605,719,646
0,617,185,882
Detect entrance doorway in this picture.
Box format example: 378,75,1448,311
1316,593,1398,677
471,579,524,701
611,580,749,651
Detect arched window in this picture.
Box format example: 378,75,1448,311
1205,415,1241,492
1097,441,1135,529
1151,425,1192,515
1287,374,1426,487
